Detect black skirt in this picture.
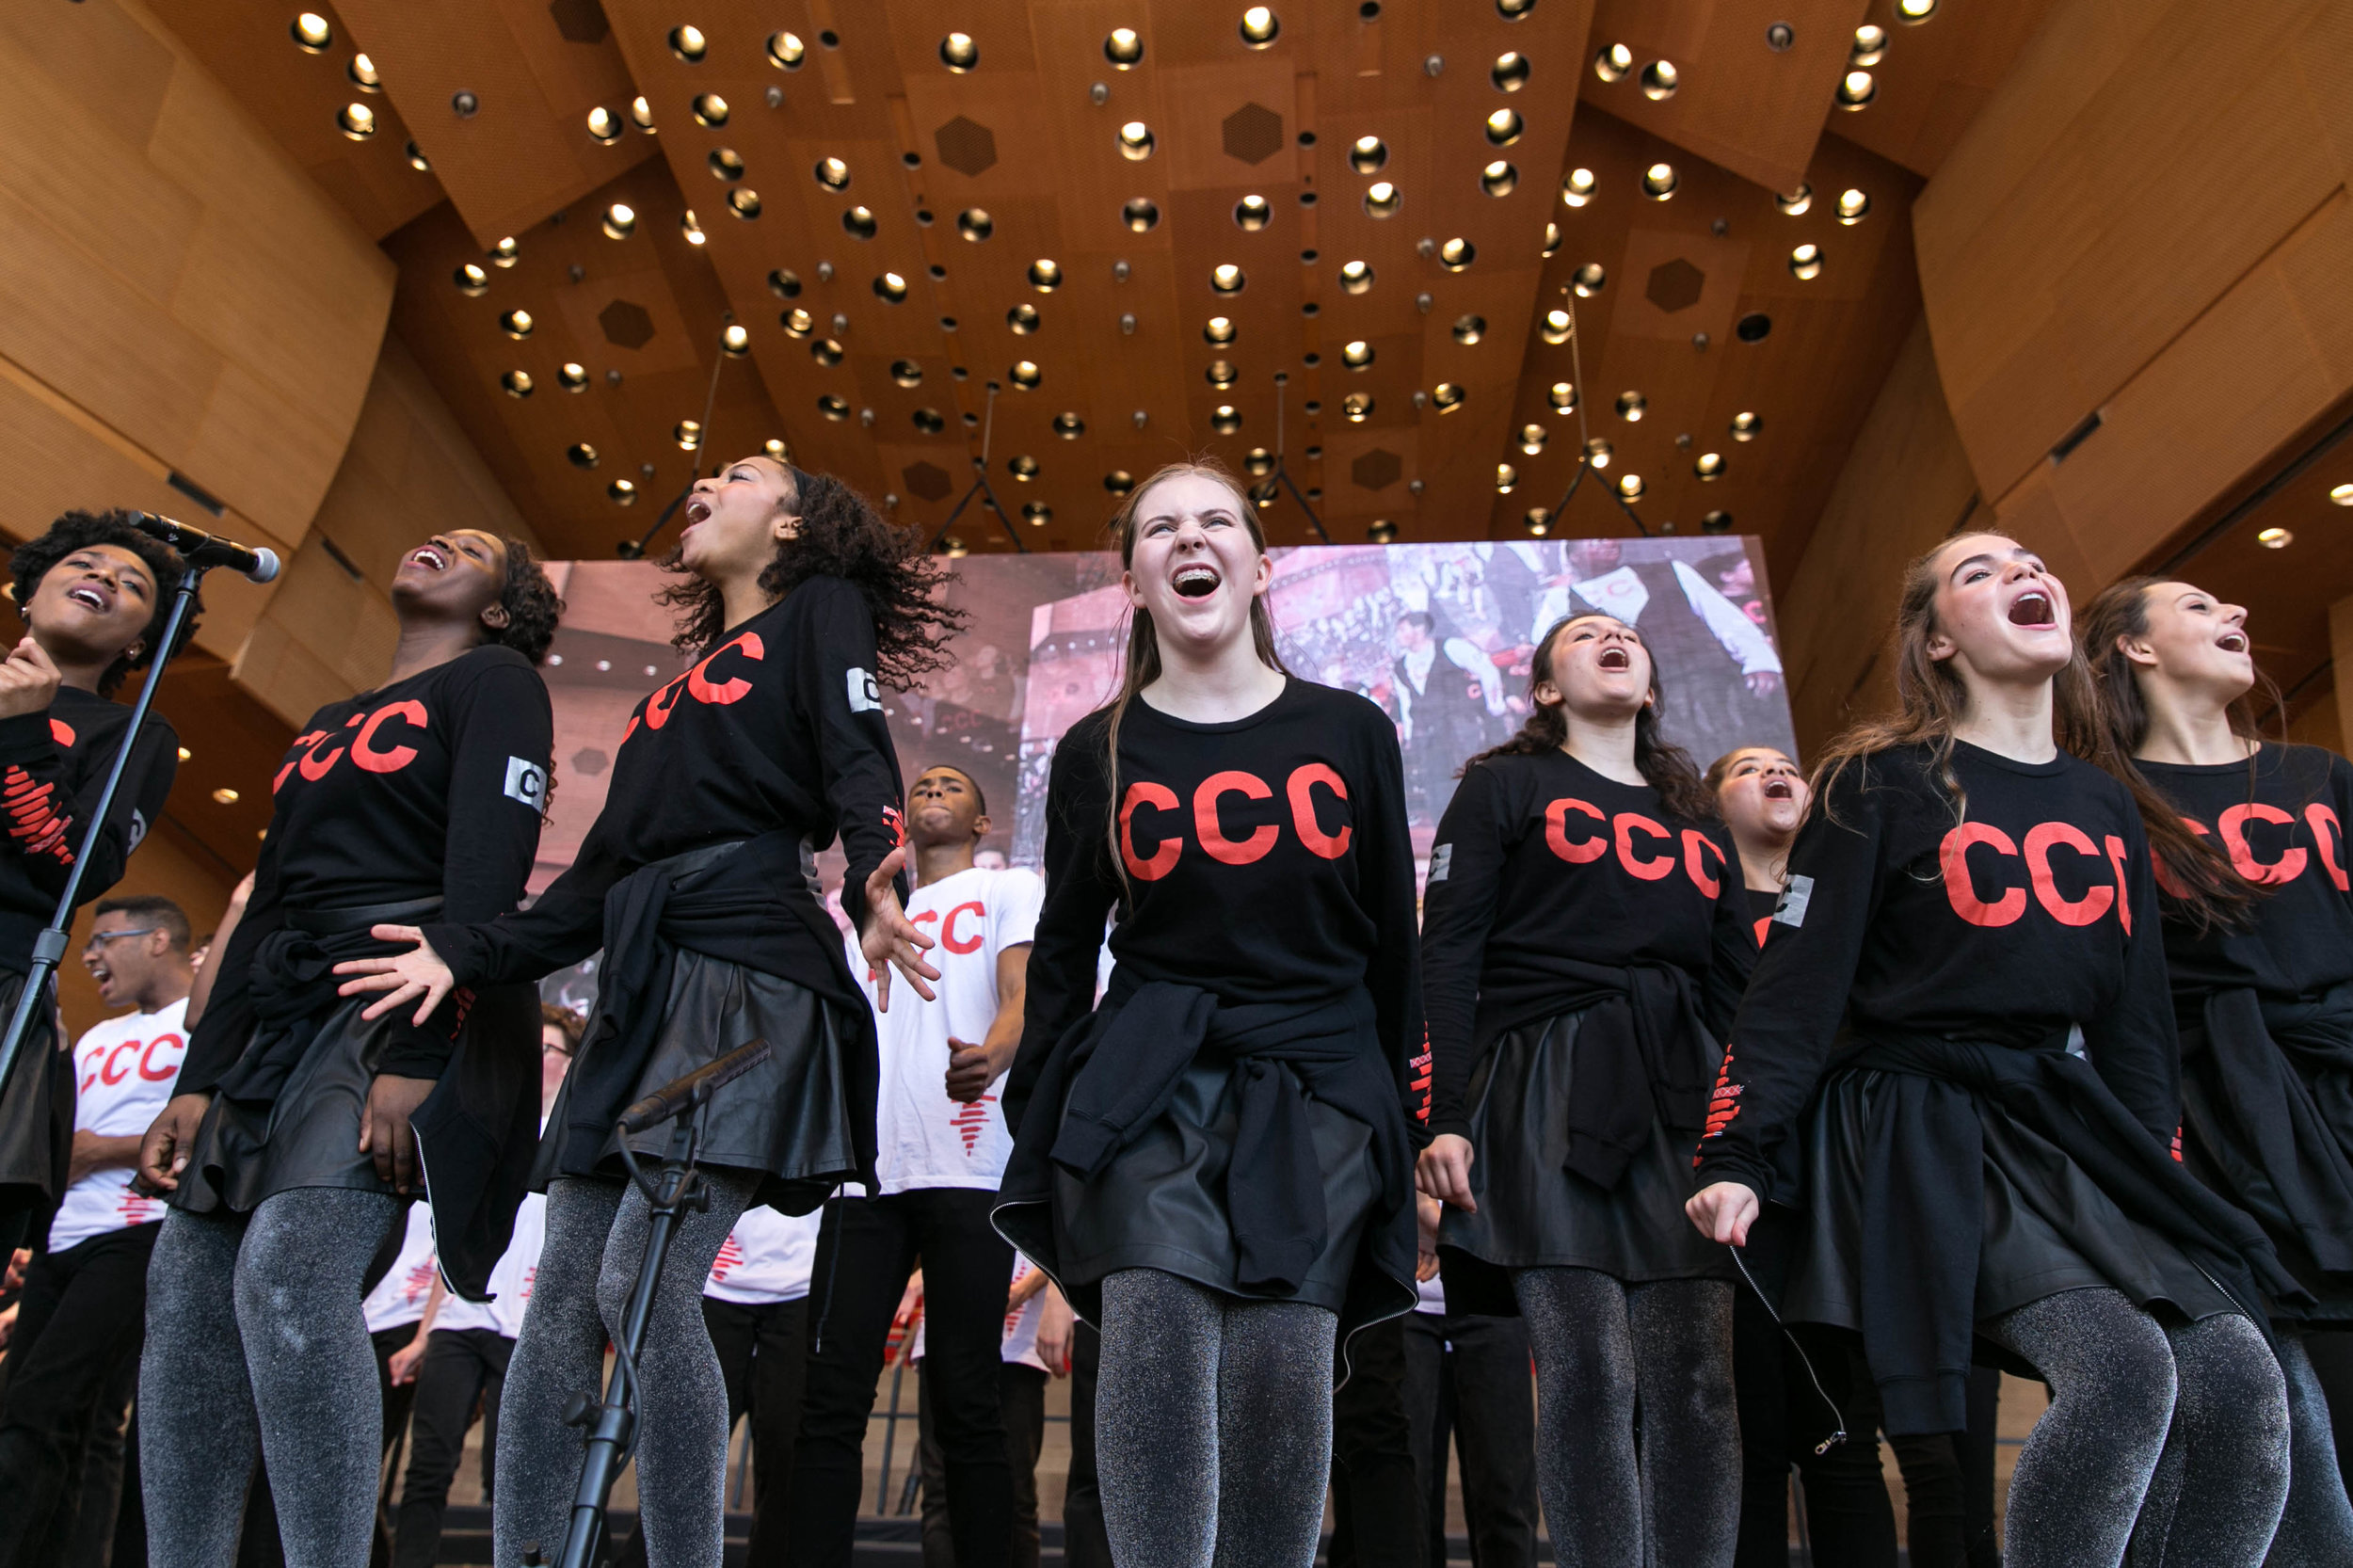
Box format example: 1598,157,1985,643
1773,1064,2242,1333
536,948,856,1217
2181,1070,2353,1325
175,993,414,1212
1440,1007,1729,1288
0,968,69,1210
1031,1051,1385,1320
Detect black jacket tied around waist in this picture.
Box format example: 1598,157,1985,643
1000,971,1417,1304
1837,1027,2307,1436
2182,982,2353,1277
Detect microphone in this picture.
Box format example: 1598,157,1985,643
616,1037,773,1135
129,513,281,584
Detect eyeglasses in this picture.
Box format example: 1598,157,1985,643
83,926,162,954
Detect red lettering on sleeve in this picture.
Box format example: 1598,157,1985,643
1545,798,1607,864
1193,771,1278,866
1119,782,1183,880
1286,764,1352,859
2025,822,2115,927
1939,823,2025,927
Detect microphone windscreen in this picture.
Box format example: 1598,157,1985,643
248,548,282,584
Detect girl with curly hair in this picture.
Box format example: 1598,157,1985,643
1417,615,1754,1568
0,509,186,1255
136,528,560,1568
337,456,952,1567
1688,534,2297,1568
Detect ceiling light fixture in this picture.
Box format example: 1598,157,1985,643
1364,182,1401,218
1731,411,1762,440
292,12,332,52
2258,526,2293,549
1439,237,1475,270
1481,161,1518,197
1572,262,1607,296
1641,60,1679,99
1542,310,1572,343
1030,259,1063,291
337,104,376,139
1484,108,1523,146
1118,120,1156,158
669,25,707,62
769,31,806,68
940,32,980,72
1105,28,1144,67
1789,243,1823,280
1641,162,1678,199
1561,167,1597,207
1234,194,1272,230
587,106,623,144
1776,183,1812,216
1594,42,1632,83
1241,8,1280,48
1492,52,1529,91
1835,70,1876,109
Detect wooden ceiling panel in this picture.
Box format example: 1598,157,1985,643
1586,0,1869,196
150,0,445,239
1489,109,1921,583
1832,0,2063,180
334,0,659,250
381,154,791,560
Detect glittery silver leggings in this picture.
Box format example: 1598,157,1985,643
139,1189,401,1568
1983,1287,2287,1568
2262,1332,2353,1568
1511,1268,1738,1568
489,1171,755,1568
1094,1269,1338,1568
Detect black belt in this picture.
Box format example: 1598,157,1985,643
284,895,443,936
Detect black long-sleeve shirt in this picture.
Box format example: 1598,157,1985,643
2139,744,2353,1004
181,645,552,1092
1693,742,2179,1198
426,577,907,990
0,689,177,967
1420,751,1755,1138
1005,680,1424,1124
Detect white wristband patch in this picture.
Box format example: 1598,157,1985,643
504,757,549,809
847,666,882,714
1427,843,1453,884
1772,873,1813,928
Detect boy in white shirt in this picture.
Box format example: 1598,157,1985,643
0,895,191,1566
787,765,1040,1568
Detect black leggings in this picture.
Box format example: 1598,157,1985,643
1093,1269,1337,1568
1513,1269,1738,1568
490,1171,754,1568
1983,1288,2288,1568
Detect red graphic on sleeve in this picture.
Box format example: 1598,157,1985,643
1696,1047,1742,1164
1409,1037,1433,1125
711,1231,746,1283
3,766,72,864
49,718,73,747
951,1095,996,1155
883,804,908,850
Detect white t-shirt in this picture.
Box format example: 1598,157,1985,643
363,1204,440,1334
850,866,1042,1194
705,1204,824,1305
47,999,187,1254
1415,1273,1448,1316
911,1254,1055,1372
434,1191,547,1339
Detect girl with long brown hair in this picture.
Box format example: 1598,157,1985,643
1686,532,2297,1568
335,456,952,1567
992,461,1422,1568
2081,575,2353,1560
1418,614,1754,1567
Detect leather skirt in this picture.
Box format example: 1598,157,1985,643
0,968,69,1210
2181,1069,2353,1324
536,948,856,1217
176,992,413,1212
1439,1007,1729,1290
1036,1051,1383,1322
1775,1064,2243,1333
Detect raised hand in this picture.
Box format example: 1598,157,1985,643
0,636,60,721
859,845,938,1011
334,925,456,1026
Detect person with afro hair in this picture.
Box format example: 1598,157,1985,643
0,508,185,1256
135,527,561,1568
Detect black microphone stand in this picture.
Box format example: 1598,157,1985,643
924,383,1027,555
1254,373,1329,543
532,1036,775,1568
0,561,207,1112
